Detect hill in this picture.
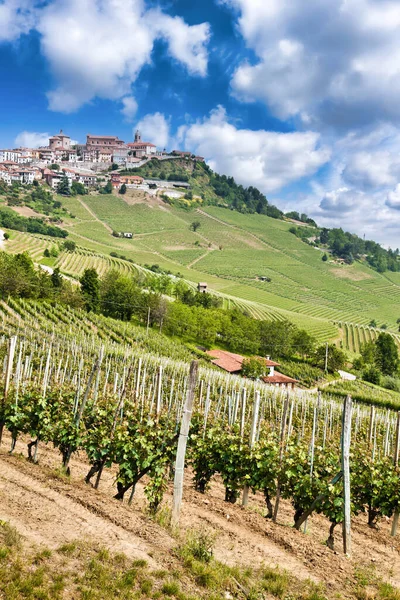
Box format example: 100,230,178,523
40,190,400,346
1,166,400,353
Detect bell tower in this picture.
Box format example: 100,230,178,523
134,130,141,143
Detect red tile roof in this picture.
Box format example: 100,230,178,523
206,349,244,373
262,372,298,384
206,350,280,373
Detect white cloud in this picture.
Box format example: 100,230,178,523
319,188,363,214
14,131,49,148
28,0,210,113
386,185,400,211
179,106,330,193
135,112,170,149
223,0,400,127
121,96,138,122
146,10,210,77
0,0,38,42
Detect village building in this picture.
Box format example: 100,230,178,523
86,134,124,149
0,149,21,162
126,130,157,157
206,349,298,388
49,130,71,151
198,282,208,293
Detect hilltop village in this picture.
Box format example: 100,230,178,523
0,129,204,191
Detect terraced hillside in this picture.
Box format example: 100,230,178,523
3,191,400,348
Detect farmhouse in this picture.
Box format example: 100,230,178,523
198,282,208,293
206,349,298,388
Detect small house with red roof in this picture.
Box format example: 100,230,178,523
206,349,298,388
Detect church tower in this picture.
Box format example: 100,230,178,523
134,130,141,143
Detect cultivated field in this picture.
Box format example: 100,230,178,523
3,192,400,348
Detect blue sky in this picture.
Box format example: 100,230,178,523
1,0,400,247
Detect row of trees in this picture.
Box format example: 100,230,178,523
0,207,68,238
0,252,346,375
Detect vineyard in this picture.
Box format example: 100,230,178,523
336,321,400,354
1,298,400,563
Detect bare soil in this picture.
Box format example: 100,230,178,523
9,206,45,218
1,432,400,597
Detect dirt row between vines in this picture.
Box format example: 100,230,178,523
1,432,400,598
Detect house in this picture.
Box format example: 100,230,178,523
120,175,143,185
206,349,298,388
111,174,121,189
113,148,129,164
0,150,21,162
198,282,208,293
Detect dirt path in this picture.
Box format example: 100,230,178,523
0,457,159,564
78,198,113,234
1,433,400,596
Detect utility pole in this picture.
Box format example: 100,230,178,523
146,306,150,335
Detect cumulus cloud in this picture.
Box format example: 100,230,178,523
386,185,400,210
14,131,50,148
3,0,210,112
0,0,38,42
178,106,330,193
223,0,400,127
319,188,363,214
135,112,170,149
121,96,138,122
146,10,210,77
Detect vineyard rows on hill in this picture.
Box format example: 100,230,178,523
335,322,400,354
1,308,400,553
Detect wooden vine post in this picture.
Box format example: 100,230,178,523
391,412,400,537
341,395,352,556
242,391,260,506
0,335,17,447
273,393,289,523
172,360,198,526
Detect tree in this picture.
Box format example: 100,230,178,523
241,357,266,379
293,329,316,358
80,268,100,313
43,248,51,258
362,365,381,385
313,344,346,373
190,221,201,232
322,253,328,262
63,240,76,252
110,163,119,171
57,175,71,196
50,164,60,171
3,233,9,240
375,333,399,375
51,267,63,288
102,181,112,194
71,181,87,196
369,319,377,328
119,183,127,195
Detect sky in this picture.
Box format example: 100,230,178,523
1,1,400,247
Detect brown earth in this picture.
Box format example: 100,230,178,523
9,206,45,218
1,432,400,598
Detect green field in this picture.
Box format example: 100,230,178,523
4,191,400,349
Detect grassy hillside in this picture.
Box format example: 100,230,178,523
3,183,400,348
